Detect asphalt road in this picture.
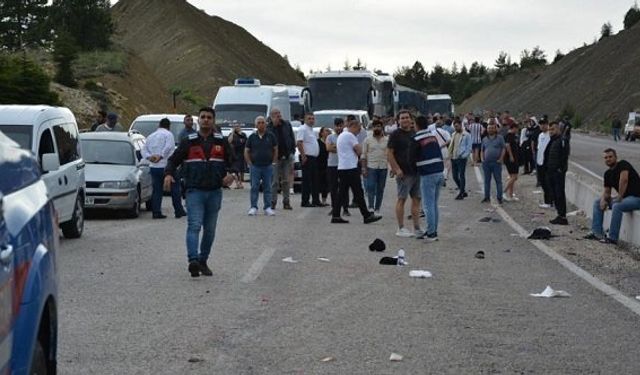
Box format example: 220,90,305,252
570,132,640,176
57,175,640,374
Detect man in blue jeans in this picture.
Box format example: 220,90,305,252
449,118,472,200
245,116,278,216
481,121,506,204
585,148,640,245
164,107,236,277
413,116,445,241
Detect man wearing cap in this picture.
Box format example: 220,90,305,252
96,112,124,132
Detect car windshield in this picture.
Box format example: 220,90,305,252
81,140,135,165
0,125,32,150
308,77,372,112
313,114,349,129
130,121,184,143
214,104,267,128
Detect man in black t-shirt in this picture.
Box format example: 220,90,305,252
585,148,640,245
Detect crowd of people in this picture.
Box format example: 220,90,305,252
87,106,640,277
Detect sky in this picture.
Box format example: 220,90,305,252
116,0,636,74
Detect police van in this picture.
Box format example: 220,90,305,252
0,132,59,374
213,78,291,137
0,105,85,238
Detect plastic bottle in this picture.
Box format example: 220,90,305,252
397,249,406,266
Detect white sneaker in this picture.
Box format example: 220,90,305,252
503,195,512,202
396,227,415,237
374,210,381,216
265,207,276,216
539,203,552,209
511,196,520,201
248,207,258,216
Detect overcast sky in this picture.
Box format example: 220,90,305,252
118,0,636,74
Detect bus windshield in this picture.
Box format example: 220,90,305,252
309,77,372,112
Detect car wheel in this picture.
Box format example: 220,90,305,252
29,340,47,375
60,194,84,239
127,189,141,218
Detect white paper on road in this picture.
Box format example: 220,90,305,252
317,257,330,262
320,356,335,362
409,270,433,278
282,257,299,264
567,210,583,216
532,190,543,194
530,285,571,298
636,296,640,301
389,353,403,361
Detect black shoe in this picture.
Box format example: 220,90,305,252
271,203,276,210
331,217,349,224
583,232,601,240
188,261,200,277
462,192,468,198
175,211,186,218
199,260,213,276
425,232,439,242
497,198,503,204
301,202,315,207
364,214,382,224
599,237,618,245
550,216,569,225
343,209,351,217
315,202,329,207
481,198,490,203
455,193,463,200
153,213,167,219
283,203,292,210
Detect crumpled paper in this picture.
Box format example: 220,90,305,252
409,270,432,278
389,353,403,361
530,285,571,298
282,257,299,264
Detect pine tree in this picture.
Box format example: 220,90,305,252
624,1,640,30
53,31,79,87
0,0,50,51
50,0,113,51
600,22,613,39
0,55,59,104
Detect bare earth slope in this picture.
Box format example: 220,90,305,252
459,23,640,126
111,0,304,101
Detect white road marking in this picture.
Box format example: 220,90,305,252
569,160,603,181
241,247,277,283
472,165,640,316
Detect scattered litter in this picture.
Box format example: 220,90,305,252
532,190,543,194
510,233,521,237
566,209,584,217
530,285,571,298
188,357,204,363
567,252,577,256
320,357,335,362
484,208,496,213
409,270,432,278
503,249,511,253
528,227,552,240
397,249,406,266
479,217,491,222
636,296,640,301
317,257,331,262
389,353,403,362
379,256,408,266
282,257,299,263
369,238,386,252
474,251,485,259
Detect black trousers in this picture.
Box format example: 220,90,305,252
536,165,554,205
301,156,320,205
327,167,347,211
546,169,566,217
332,168,370,218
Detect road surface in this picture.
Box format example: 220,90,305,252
570,132,640,176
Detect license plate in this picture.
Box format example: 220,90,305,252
85,197,94,205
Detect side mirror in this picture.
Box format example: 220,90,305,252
42,153,60,172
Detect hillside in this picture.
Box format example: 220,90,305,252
459,22,640,128
111,0,304,103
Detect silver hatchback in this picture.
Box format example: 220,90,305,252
79,132,152,217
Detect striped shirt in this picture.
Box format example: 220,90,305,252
414,129,444,176
469,122,483,144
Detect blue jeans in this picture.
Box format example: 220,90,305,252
591,196,640,240
420,172,444,235
482,161,503,200
451,158,467,193
366,168,387,211
150,167,185,215
612,128,621,142
185,189,222,262
250,165,273,209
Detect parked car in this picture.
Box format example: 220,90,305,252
0,131,59,374
624,112,640,141
80,132,152,217
128,114,198,146
0,105,85,238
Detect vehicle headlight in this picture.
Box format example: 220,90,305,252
99,180,134,189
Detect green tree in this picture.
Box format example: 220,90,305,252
624,1,640,30
0,55,59,104
53,31,79,87
0,0,50,51
552,49,565,64
519,46,547,70
353,58,366,71
600,22,613,39
50,0,113,51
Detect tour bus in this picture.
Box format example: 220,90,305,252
280,84,305,123
303,70,398,118
427,94,455,117
397,84,429,115
213,78,291,137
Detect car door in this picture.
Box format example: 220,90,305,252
0,193,14,374
51,122,82,222
37,126,70,221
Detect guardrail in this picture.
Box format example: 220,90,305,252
566,161,640,246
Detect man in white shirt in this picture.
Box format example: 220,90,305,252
296,113,322,207
535,119,554,208
330,120,382,224
142,118,186,219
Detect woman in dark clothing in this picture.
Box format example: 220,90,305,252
317,127,331,205
503,123,520,201
228,123,247,189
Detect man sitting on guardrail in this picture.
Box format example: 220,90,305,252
584,148,640,245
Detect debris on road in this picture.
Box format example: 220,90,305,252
188,357,204,363
379,256,399,265
409,270,432,278
528,227,552,240
320,356,335,362
567,209,584,217
317,257,330,262
282,257,299,264
484,208,496,213
636,296,640,301
475,251,485,259
532,190,543,194
389,353,404,361
369,238,386,252
479,217,501,223
504,249,511,253
530,285,571,298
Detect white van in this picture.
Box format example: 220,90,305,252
0,105,85,238
213,78,291,137
128,114,198,145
